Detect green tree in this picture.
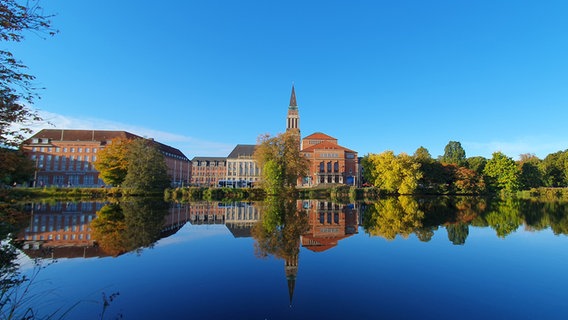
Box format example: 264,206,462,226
254,131,308,194
466,156,487,175
0,0,56,147
362,151,422,194
413,146,432,163
446,222,469,245
122,139,170,193
94,138,133,186
518,153,543,189
540,150,568,187
0,147,33,185
440,141,466,166
483,152,521,193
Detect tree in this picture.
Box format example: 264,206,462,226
483,152,521,193
122,139,170,193
440,141,466,166
540,150,568,187
0,0,56,147
466,156,487,175
94,138,133,186
518,153,543,189
0,147,33,185
254,131,308,194
413,146,432,163
362,196,424,240
362,151,422,194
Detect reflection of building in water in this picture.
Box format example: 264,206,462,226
18,202,191,259
300,200,359,252
189,202,226,225
224,202,260,238
19,202,102,258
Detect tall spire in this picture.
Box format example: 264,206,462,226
286,84,300,134
289,84,297,109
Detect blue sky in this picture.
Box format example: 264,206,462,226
8,0,568,160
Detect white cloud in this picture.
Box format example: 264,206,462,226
27,111,235,158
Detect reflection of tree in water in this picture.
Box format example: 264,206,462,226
251,196,308,305
363,196,424,240
1,204,30,298
482,198,523,238
91,198,169,256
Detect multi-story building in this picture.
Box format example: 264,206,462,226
21,129,190,187
190,157,227,187
226,144,260,186
299,132,359,186
284,86,359,187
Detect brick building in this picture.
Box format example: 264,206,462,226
285,86,359,187
190,156,227,187
22,129,190,187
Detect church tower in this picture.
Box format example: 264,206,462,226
286,84,300,135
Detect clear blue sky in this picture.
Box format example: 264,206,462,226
9,0,568,160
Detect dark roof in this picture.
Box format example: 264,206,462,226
27,129,139,142
26,129,189,161
227,144,256,159
191,156,227,162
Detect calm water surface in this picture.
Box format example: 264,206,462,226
14,197,568,319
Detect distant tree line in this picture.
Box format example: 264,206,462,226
362,140,568,195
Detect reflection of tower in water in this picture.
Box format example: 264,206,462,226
285,253,299,307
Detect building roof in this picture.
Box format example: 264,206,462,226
301,140,356,153
289,85,297,108
303,132,336,141
27,129,138,142
191,156,227,162
227,144,256,159
25,129,189,161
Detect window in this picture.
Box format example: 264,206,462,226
78,147,82,152
327,162,332,172
85,148,90,153
93,148,97,153
55,147,60,152
319,162,324,173
63,148,67,152
70,148,75,152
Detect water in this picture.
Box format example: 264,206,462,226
10,197,568,319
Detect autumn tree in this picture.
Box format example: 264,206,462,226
94,138,133,186
362,196,424,240
362,151,422,194
466,156,487,175
122,139,170,193
440,141,466,166
0,0,56,147
254,131,308,195
483,152,521,193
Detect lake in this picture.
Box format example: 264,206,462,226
10,197,568,319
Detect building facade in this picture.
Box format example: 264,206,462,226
226,144,261,185
190,157,227,187
299,132,359,186
22,129,190,187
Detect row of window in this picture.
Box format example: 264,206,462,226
32,155,97,162
31,146,98,153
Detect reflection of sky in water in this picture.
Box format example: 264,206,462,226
17,223,568,320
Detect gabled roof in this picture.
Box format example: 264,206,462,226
302,132,336,141
227,144,256,159
301,140,355,153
